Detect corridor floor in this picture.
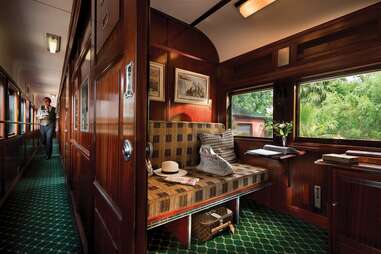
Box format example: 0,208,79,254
0,144,82,253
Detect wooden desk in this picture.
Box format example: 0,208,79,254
316,160,381,254
245,150,306,187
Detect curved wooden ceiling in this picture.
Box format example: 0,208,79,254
151,0,381,62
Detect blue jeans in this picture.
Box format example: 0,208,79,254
40,124,54,158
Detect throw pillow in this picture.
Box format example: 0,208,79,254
198,129,237,163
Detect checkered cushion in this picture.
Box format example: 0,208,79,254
147,163,269,222
148,121,225,169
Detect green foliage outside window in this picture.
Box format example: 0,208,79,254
299,71,381,141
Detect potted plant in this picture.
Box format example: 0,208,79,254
272,121,293,147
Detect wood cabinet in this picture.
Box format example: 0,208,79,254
317,161,381,254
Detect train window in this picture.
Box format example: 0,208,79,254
30,105,34,131
298,70,381,141
230,87,273,138
0,77,4,138
20,99,26,134
7,85,18,136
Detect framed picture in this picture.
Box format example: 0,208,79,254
80,79,89,132
73,90,79,131
149,61,165,101
174,68,209,105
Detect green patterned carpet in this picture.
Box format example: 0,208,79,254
148,199,328,254
0,143,82,253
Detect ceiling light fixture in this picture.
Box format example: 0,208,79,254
235,0,277,18
46,33,61,54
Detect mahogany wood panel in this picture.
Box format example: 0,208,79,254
94,59,123,254
0,131,39,203
149,10,219,122
96,0,120,54
332,169,381,253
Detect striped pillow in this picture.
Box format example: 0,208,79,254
198,129,237,163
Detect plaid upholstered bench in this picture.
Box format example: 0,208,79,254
147,121,270,248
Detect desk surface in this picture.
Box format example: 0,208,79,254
315,159,381,173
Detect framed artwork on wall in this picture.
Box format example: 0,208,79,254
73,90,79,131
149,61,165,101
80,79,89,132
174,68,209,105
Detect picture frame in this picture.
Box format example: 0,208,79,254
80,79,89,132
174,68,209,105
149,61,165,101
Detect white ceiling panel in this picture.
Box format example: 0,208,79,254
0,0,72,106
151,0,220,24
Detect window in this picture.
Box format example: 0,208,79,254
20,99,26,134
80,80,89,132
7,85,18,136
0,77,4,138
230,87,273,138
30,105,34,132
299,70,381,141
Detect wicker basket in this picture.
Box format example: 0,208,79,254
192,207,235,241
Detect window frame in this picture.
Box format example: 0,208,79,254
295,68,381,147
228,83,274,140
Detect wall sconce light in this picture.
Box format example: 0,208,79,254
235,0,277,18
46,33,61,54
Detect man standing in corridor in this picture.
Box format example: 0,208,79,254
37,97,56,159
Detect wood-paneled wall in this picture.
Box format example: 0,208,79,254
217,2,381,227
149,10,219,122
0,66,40,207
57,3,93,249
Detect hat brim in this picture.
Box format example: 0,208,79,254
154,168,188,177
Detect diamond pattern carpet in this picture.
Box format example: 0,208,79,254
148,199,328,254
0,142,82,253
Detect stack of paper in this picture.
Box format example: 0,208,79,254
245,149,282,157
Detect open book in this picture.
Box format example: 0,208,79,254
245,145,298,157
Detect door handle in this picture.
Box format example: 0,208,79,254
146,142,153,159
122,139,133,161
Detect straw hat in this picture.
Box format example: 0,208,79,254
154,161,187,177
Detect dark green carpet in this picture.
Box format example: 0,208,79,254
0,143,82,253
148,199,328,254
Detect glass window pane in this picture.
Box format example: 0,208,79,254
299,70,381,141
7,89,16,136
231,88,273,138
20,100,25,134
0,79,4,138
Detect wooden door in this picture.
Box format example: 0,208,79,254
331,169,381,254
92,0,148,253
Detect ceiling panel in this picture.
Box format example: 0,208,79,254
151,0,220,24
0,0,72,106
